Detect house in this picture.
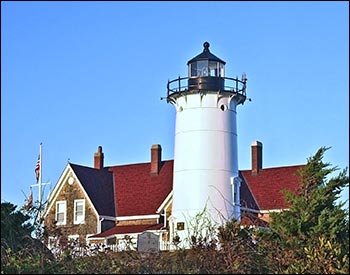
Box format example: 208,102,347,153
43,141,304,251
239,141,304,225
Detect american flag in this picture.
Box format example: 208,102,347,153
35,154,40,182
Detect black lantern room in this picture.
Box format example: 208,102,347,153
166,42,247,105
187,42,225,91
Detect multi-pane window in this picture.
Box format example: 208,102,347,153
56,201,66,225
74,199,85,224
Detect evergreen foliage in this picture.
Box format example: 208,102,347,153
258,146,349,273
1,202,34,252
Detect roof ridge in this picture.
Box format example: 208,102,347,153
70,163,112,172
240,164,305,172
106,159,174,169
69,163,94,169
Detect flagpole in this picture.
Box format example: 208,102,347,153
38,143,42,209
31,143,50,221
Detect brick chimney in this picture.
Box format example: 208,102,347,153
251,141,262,175
94,146,104,169
151,144,162,176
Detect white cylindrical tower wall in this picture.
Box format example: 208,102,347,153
171,92,240,241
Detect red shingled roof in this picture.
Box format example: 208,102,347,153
240,165,305,210
108,160,173,217
90,223,164,238
71,157,304,224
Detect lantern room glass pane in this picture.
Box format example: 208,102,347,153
197,60,209,76
189,61,209,77
209,61,218,76
190,63,197,77
219,63,225,77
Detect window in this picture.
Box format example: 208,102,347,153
56,201,66,225
48,236,59,250
74,199,85,224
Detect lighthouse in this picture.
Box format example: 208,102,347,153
166,42,247,245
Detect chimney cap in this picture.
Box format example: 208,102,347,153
151,144,161,149
251,140,262,146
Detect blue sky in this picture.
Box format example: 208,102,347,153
2,1,349,208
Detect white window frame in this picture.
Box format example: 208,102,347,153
74,199,85,224
48,236,59,250
56,200,67,225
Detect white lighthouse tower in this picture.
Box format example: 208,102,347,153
166,42,247,246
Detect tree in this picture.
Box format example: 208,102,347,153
1,201,58,274
258,147,349,274
1,202,34,252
